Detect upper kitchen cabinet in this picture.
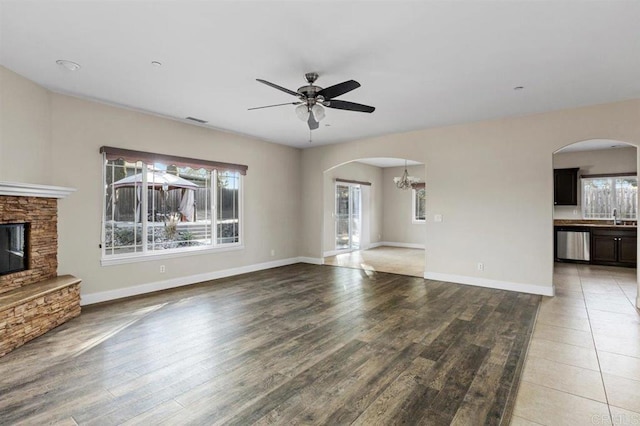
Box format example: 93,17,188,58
554,168,579,205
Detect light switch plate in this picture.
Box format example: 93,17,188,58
434,214,443,222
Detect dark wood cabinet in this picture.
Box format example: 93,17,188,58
554,168,579,206
591,233,619,263
619,234,638,264
591,228,637,267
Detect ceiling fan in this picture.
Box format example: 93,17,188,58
249,72,375,130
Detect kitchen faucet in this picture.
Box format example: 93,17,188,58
613,208,620,225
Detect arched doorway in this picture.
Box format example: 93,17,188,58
321,157,426,277
552,139,639,308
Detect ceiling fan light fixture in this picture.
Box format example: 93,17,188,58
311,104,325,121
295,104,309,121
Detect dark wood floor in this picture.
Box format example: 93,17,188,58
0,264,540,425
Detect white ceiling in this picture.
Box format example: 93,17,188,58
1,1,639,149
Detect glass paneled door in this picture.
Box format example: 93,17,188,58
335,183,361,251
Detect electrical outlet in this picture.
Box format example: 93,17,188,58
160,265,166,273
270,249,275,257
477,262,484,271
434,214,443,222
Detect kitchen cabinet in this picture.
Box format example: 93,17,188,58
591,228,637,267
554,168,579,206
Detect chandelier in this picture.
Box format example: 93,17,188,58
393,160,420,190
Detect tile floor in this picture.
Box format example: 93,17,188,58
512,263,640,426
323,246,425,277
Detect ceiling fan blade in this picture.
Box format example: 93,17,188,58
317,80,361,99
256,79,300,97
248,102,301,111
308,112,319,130
325,100,375,113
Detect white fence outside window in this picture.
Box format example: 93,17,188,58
582,176,637,219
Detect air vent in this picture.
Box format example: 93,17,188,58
185,116,208,124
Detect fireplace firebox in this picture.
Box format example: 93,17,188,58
0,223,29,276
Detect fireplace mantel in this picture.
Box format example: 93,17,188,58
0,181,76,199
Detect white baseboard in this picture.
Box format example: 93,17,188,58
81,256,555,305
297,256,324,265
380,242,426,249
81,257,305,305
424,272,554,296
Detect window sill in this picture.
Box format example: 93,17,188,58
412,220,426,225
101,244,244,266
582,218,637,221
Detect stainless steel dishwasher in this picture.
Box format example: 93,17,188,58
556,227,590,261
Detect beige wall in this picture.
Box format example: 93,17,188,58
382,165,426,246
1,67,303,298
0,66,52,183
322,161,383,254
49,94,301,296
301,100,640,294
4,65,640,299
553,146,638,219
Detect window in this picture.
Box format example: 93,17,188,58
101,147,247,263
412,184,426,223
582,175,637,219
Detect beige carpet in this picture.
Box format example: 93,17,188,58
324,246,425,277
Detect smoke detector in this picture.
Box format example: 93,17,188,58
56,59,81,71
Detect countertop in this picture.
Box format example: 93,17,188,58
554,220,637,229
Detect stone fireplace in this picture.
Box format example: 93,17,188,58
0,181,80,357
0,196,58,292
